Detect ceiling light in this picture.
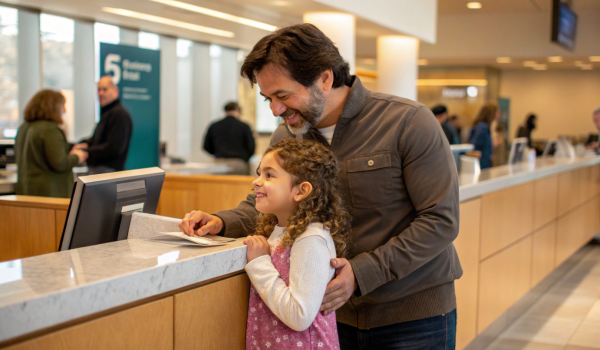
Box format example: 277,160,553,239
575,61,584,66
590,56,600,62
467,2,482,9
272,0,290,6
496,57,511,63
417,79,488,86
102,7,234,37
547,56,562,62
523,61,537,67
418,59,429,66
581,64,593,70
150,0,277,31
533,64,547,70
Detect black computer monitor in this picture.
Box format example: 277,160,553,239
508,137,529,164
59,167,165,251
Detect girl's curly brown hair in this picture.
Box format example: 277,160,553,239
254,139,351,258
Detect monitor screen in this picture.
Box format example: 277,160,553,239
551,0,577,51
509,138,529,164
59,167,165,251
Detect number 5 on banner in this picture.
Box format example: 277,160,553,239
105,54,121,85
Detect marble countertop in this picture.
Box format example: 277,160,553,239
0,239,246,343
458,156,600,202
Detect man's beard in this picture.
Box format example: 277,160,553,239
280,84,326,136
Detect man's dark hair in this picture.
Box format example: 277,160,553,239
224,101,240,112
241,23,351,89
431,105,448,116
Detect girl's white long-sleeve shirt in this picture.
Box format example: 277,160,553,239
244,223,336,331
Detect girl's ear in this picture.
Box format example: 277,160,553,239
293,181,313,202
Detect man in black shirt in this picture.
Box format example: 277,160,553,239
74,76,133,174
431,104,459,145
203,102,255,175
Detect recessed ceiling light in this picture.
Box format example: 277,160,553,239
581,64,593,70
523,61,537,67
102,7,234,37
467,2,482,9
575,61,584,66
533,64,547,70
590,56,600,62
548,56,563,62
272,0,290,6
150,0,277,31
418,59,429,66
496,57,511,63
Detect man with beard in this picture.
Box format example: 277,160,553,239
179,24,461,349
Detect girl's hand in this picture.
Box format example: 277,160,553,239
243,235,270,262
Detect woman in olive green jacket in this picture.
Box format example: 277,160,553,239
15,90,88,198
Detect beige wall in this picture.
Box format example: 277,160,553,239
499,69,600,142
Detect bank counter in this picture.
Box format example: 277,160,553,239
0,157,599,350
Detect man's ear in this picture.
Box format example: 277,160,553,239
293,181,313,202
320,69,334,92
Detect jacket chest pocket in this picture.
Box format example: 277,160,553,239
346,152,393,208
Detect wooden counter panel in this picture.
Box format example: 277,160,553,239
478,237,532,333
531,222,556,288
0,195,69,210
555,207,586,266
480,182,534,260
174,274,250,350
454,198,481,350
4,297,173,350
533,175,558,231
558,169,585,217
54,211,67,251
0,206,56,262
584,196,600,241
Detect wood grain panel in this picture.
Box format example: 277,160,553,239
478,237,532,333
0,206,56,262
556,208,585,266
583,196,600,241
157,186,198,220
0,195,70,210
5,298,173,350
531,222,556,288
480,183,534,260
54,210,68,251
533,175,558,231
453,198,481,350
174,274,250,350
558,169,585,217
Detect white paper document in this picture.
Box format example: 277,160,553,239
150,232,235,246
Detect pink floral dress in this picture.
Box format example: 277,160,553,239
246,245,340,350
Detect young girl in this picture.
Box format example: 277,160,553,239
243,139,350,350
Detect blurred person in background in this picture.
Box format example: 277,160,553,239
449,115,463,143
431,104,460,145
15,90,87,198
469,103,499,170
203,101,255,175
516,113,541,155
586,108,600,153
73,76,133,175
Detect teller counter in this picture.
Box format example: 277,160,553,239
0,157,599,350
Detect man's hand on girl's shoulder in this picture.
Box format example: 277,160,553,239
244,235,271,262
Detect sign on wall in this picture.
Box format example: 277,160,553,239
99,43,160,170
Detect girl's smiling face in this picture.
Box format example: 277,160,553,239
253,151,311,226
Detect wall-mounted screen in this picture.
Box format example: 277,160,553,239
551,0,577,51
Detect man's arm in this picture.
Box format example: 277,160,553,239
350,106,460,296
213,193,260,238
86,113,132,162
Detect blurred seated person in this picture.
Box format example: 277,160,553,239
586,108,600,153
492,124,508,166
203,102,255,175
516,113,542,155
431,104,460,145
449,115,464,143
73,76,133,175
469,103,499,170
15,90,88,198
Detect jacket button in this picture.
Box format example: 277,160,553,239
367,160,374,167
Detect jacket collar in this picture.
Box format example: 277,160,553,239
339,76,369,120
100,99,121,114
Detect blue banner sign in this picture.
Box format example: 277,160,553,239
100,43,160,170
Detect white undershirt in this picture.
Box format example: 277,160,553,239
317,124,337,145
244,223,336,331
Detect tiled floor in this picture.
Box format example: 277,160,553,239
485,244,600,350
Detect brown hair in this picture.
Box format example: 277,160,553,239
254,139,351,258
241,23,351,89
24,90,65,124
472,103,498,127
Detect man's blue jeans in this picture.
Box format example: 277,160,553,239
337,309,457,350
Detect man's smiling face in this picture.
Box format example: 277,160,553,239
256,64,326,135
